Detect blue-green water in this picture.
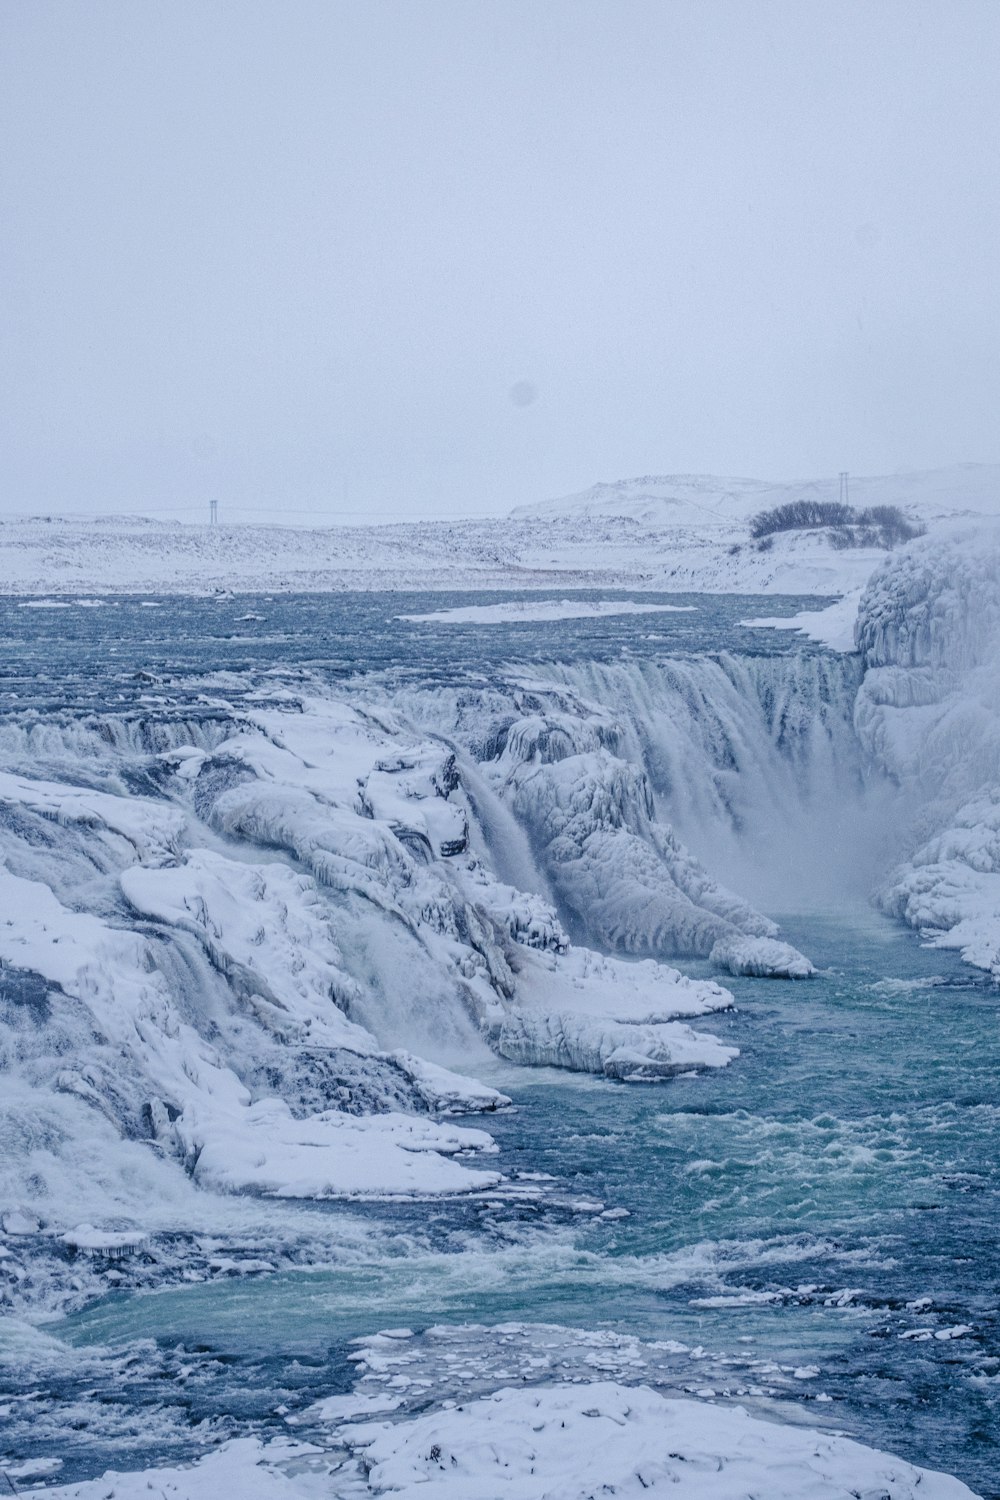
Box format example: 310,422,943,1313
52,910,1000,1496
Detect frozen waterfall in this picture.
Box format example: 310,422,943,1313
1,596,965,1320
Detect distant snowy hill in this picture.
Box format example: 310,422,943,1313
510,474,777,527
514,463,1000,527
1,463,997,597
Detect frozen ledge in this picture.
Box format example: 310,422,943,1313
495,1010,737,1080
185,1100,502,1199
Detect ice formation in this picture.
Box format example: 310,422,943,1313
389,656,854,966
708,933,816,978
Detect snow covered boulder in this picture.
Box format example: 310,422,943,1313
710,934,815,979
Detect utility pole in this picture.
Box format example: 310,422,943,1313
209,499,218,525
839,471,850,507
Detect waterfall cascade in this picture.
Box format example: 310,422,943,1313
392,649,881,936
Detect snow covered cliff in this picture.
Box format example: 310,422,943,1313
855,522,1000,975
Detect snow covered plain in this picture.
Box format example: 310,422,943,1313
3,461,999,596
4,467,1000,1497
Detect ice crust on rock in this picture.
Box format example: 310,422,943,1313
494,943,736,1079
494,1010,737,1079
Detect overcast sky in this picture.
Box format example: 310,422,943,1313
2,1,999,523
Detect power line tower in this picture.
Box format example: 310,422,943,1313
209,499,218,525
838,471,850,507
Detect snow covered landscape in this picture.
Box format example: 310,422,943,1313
1,469,999,1498
3,462,999,597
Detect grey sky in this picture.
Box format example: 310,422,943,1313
2,1,999,523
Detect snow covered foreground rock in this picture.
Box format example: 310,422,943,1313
39,1381,980,1499
346,1381,980,1500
